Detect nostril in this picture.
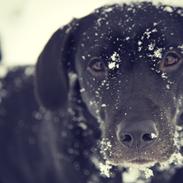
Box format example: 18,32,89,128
122,134,132,143
119,133,133,147
142,133,157,142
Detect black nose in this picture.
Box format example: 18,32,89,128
117,120,158,149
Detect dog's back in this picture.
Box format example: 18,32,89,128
0,67,65,183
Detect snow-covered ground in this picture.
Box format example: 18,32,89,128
0,0,183,65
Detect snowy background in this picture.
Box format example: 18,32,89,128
0,0,183,66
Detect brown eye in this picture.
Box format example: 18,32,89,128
88,57,106,75
160,51,182,72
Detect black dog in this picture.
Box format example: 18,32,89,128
1,2,183,183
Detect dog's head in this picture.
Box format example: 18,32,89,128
35,2,183,168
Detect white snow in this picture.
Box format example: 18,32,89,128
98,161,112,177
24,66,34,76
101,104,107,107
161,72,168,79
163,6,174,12
81,56,86,60
91,156,113,178
108,62,117,69
166,84,170,90
148,43,156,51
108,51,121,69
80,88,86,93
178,44,183,50
123,168,141,183
153,48,163,58
78,122,87,130
0,65,8,77
123,167,153,183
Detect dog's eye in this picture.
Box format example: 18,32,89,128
163,52,180,66
87,57,106,76
160,51,182,72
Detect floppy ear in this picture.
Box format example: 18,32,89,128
35,19,78,111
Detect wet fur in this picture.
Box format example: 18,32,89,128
0,2,183,183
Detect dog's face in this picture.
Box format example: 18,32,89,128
35,2,183,168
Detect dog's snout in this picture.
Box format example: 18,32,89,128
117,120,158,149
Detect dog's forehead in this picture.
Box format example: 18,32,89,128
74,2,183,82
77,3,183,54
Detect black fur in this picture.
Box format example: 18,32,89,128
1,2,183,183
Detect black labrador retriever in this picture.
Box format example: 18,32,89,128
1,2,183,183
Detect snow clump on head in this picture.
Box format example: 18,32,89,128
108,51,121,70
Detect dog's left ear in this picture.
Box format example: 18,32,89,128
35,19,78,111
